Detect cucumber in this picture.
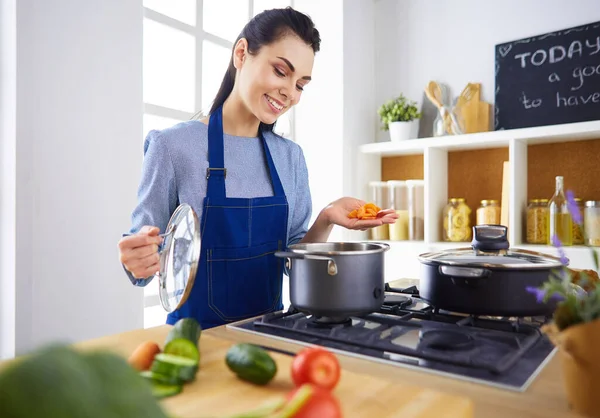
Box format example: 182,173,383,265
149,381,182,399
151,353,198,382
140,370,182,386
164,338,199,363
165,318,202,347
225,343,277,386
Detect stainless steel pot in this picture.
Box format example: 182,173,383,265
275,242,390,322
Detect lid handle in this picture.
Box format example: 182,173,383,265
471,224,509,252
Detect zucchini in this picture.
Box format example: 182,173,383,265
165,318,202,347
139,370,182,386
225,343,277,386
164,338,199,363
149,381,182,399
151,353,198,382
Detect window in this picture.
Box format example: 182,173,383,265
142,0,292,328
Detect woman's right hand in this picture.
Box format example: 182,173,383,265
118,226,163,279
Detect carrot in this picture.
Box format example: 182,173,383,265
128,341,161,371
347,202,381,220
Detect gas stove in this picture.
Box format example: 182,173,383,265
227,279,557,392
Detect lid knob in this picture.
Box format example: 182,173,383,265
471,225,509,252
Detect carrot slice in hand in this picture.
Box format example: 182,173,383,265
348,202,382,220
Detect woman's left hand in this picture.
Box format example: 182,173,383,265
322,197,398,230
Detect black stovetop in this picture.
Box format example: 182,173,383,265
226,279,557,392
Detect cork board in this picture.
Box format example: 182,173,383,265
528,138,600,202
448,147,509,228
381,155,424,181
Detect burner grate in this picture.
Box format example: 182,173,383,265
254,310,544,374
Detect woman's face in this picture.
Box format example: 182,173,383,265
233,34,315,125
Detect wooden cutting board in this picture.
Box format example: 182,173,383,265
456,83,491,133
75,326,475,418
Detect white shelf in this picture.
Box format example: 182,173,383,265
357,120,600,273
359,120,600,157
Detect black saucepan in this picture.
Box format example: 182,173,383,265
418,225,566,317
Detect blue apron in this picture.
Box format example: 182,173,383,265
166,106,288,329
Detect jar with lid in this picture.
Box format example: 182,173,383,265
572,198,585,245
476,200,500,225
368,181,390,240
526,199,548,244
406,180,425,240
387,181,408,241
443,198,472,242
584,201,600,246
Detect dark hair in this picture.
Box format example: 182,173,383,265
208,7,321,133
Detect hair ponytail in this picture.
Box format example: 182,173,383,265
205,7,320,133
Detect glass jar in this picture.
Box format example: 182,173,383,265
476,200,500,225
526,199,548,244
387,181,408,241
584,201,600,247
443,198,472,242
572,198,585,245
368,181,390,240
406,180,425,240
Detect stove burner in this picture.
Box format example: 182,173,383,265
419,329,475,351
383,294,413,308
308,316,352,327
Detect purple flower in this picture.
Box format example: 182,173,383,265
526,286,547,303
551,234,569,266
566,190,582,226
525,286,565,303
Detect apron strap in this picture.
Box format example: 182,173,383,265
260,134,285,197
207,106,227,198
207,105,286,198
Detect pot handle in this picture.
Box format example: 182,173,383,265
439,265,491,279
274,251,338,276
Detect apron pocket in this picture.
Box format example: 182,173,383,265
207,241,282,321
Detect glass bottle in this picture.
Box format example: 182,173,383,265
547,176,572,246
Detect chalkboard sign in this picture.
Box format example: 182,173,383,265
495,21,600,130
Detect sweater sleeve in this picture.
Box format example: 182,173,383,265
124,130,179,287
286,146,312,247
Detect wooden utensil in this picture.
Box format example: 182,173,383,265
425,81,463,135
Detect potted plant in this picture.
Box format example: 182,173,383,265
377,94,422,142
526,191,600,417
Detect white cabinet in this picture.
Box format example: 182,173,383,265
358,120,600,276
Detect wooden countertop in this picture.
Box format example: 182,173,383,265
206,324,581,418
71,324,473,417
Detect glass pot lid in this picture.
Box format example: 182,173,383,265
157,203,201,313
418,225,566,269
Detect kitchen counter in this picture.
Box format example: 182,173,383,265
0,319,580,417
207,324,579,418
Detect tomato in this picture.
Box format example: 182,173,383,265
286,384,342,418
291,347,341,391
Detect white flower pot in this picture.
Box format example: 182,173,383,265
389,120,419,142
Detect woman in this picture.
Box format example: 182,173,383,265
118,7,397,329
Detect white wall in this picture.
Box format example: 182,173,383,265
293,0,345,241
1,0,144,358
374,0,600,141
1,0,17,359
342,0,380,241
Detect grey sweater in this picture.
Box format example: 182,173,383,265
125,120,312,286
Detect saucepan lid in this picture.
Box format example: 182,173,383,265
156,203,201,312
418,225,566,269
